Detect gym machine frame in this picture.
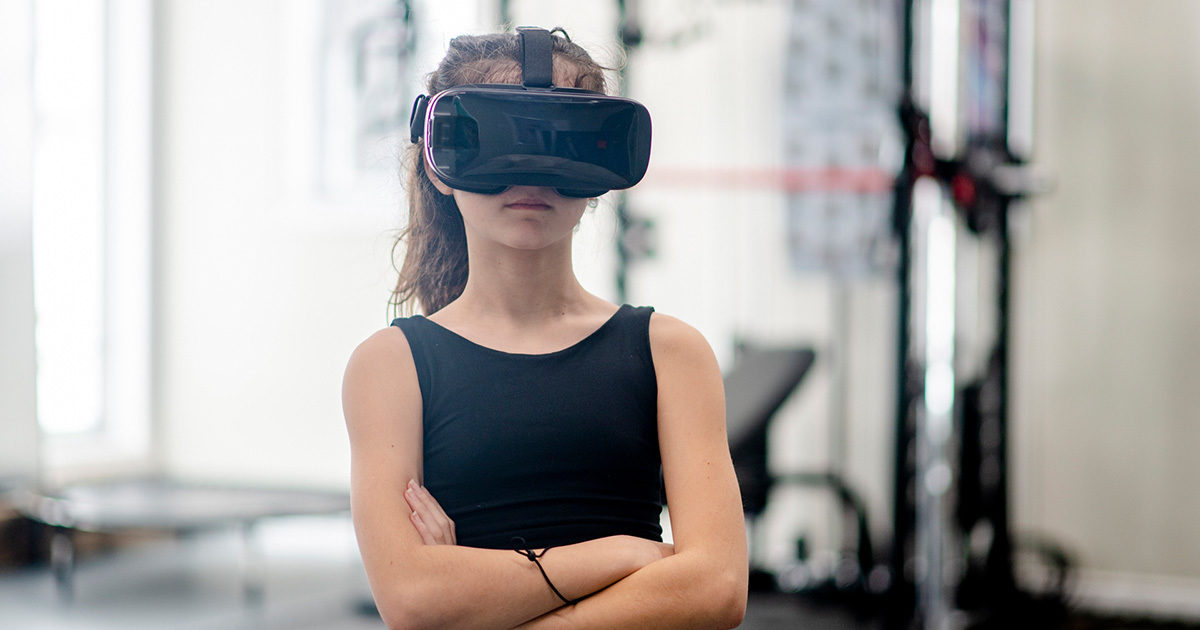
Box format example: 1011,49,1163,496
887,1,1057,628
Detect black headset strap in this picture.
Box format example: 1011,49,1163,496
516,26,553,88
409,94,428,143
411,27,554,144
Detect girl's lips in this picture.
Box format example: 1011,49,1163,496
505,198,552,209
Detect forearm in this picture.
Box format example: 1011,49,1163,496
513,550,747,630
369,535,650,630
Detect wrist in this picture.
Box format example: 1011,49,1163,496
515,545,578,606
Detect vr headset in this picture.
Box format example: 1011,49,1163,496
409,27,652,199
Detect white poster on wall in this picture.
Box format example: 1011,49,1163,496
278,0,417,232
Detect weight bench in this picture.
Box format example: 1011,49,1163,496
723,344,878,595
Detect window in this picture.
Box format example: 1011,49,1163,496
32,0,153,473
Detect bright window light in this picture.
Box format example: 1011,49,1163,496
32,0,107,436
32,0,152,470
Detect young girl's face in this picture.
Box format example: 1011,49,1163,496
444,183,590,252
424,63,597,252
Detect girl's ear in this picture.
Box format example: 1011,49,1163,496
422,153,454,196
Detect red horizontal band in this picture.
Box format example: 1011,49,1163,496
640,166,895,193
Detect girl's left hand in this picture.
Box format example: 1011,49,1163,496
404,479,456,545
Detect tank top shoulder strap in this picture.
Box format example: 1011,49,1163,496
389,316,436,412
608,304,656,374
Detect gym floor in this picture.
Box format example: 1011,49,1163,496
0,516,877,630
6,516,1194,629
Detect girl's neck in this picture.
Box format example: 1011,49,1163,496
453,239,592,324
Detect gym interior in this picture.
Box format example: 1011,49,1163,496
2,1,1198,628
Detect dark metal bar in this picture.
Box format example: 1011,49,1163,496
887,2,919,626
985,0,1018,603
614,0,640,304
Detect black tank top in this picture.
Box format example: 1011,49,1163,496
390,304,663,549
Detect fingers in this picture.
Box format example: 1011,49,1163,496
407,481,453,536
404,479,456,545
405,482,447,544
409,509,438,545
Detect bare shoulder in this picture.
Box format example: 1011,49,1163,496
347,325,413,369
647,311,718,365
342,325,421,436
344,326,416,391
647,312,727,435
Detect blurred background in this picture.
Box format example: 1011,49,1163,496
1,0,1198,628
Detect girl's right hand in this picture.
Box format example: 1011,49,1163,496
404,479,457,545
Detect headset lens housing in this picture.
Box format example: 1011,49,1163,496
421,85,652,198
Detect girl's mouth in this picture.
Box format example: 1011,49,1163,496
505,198,552,210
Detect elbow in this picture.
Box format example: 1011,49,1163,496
375,599,419,630
722,595,748,629
373,584,442,630
717,573,749,629
380,615,415,630
376,605,432,630
717,565,750,629
697,565,748,629
373,602,406,630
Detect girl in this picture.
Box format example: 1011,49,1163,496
342,28,747,629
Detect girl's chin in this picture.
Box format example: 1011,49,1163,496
495,233,572,251
499,238,566,251
483,225,574,250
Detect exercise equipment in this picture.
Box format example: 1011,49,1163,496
723,345,886,606
725,345,816,520
887,1,1067,627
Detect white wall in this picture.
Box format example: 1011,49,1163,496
1012,0,1200,581
156,0,399,488
0,0,39,486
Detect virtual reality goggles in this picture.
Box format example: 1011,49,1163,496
409,27,652,199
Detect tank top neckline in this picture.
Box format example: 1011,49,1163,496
412,304,633,359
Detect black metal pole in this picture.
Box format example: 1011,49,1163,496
985,199,1014,594
886,0,918,625
614,0,641,304
986,0,1017,602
